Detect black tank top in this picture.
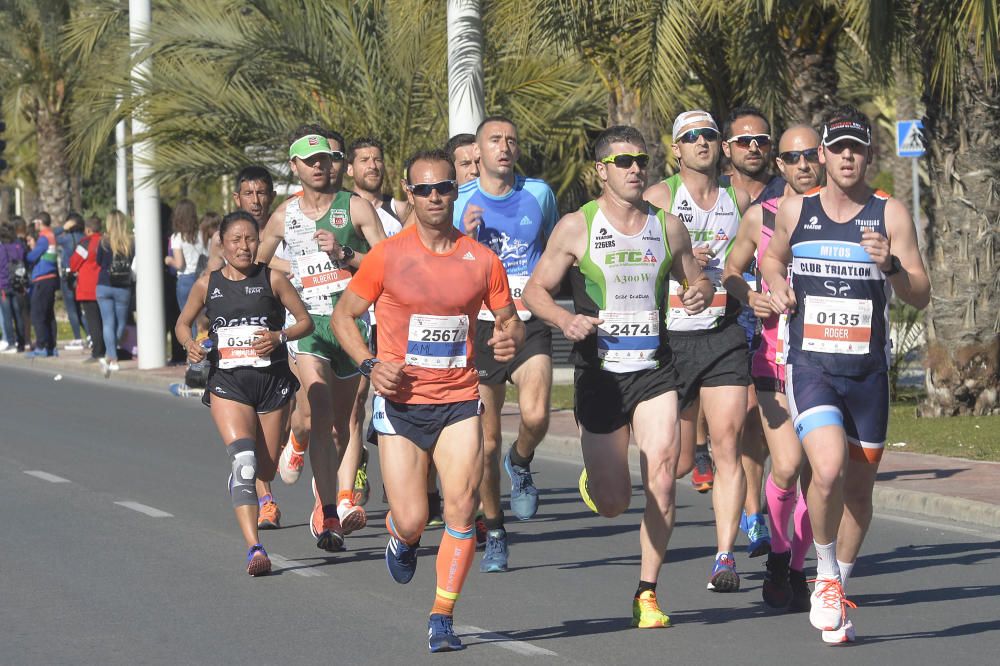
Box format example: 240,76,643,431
205,264,286,365
787,189,891,376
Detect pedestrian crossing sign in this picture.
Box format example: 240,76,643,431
896,120,925,158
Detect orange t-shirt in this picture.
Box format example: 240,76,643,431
348,225,512,404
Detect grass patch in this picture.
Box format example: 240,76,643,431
506,382,999,462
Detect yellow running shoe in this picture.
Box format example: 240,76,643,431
632,590,671,628
578,469,599,514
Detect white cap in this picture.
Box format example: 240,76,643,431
672,110,718,140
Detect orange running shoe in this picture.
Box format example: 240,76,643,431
691,448,714,493
338,498,368,535
257,497,281,530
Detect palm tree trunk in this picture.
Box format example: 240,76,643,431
608,83,665,183
35,106,71,224
781,8,841,127
919,51,1000,417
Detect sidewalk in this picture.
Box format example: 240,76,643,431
5,345,998,530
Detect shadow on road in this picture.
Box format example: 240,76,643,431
859,541,1000,578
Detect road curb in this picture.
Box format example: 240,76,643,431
511,430,1000,530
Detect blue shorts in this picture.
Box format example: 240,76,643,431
369,396,481,450
786,363,889,463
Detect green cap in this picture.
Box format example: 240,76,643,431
289,134,333,160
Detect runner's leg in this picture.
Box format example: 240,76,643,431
701,384,748,554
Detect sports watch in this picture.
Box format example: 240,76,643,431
358,357,380,377
341,245,355,263
884,254,903,276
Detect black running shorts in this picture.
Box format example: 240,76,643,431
369,396,482,450
574,361,680,435
474,316,552,385
202,362,299,414
667,321,751,412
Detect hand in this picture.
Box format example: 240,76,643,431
314,229,343,258
860,229,892,271
371,360,405,397
767,282,796,315
747,290,773,319
251,329,276,357
679,281,707,314
26,236,35,250
488,326,517,362
185,339,206,364
561,314,603,342
463,204,484,236
692,246,715,267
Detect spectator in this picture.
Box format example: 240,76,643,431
25,212,60,357
164,199,205,336
57,212,87,350
0,222,29,352
9,218,32,349
95,209,134,376
69,215,106,363
197,212,222,276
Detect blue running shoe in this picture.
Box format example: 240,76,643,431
480,528,509,573
745,512,772,558
707,552,740,592
504,448,538,520
385,535,418,584
246,543,271,577
428,613,464,652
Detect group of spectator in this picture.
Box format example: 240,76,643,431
0,199,222,373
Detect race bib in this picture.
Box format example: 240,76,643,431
217,325,271,369
296,252,351,314
775,313,788,365
667,269,727,331
479,275,531,322
802,295,873,354
406,314,469,368
597,310,659,370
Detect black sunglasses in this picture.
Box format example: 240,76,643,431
600,153,650,169
407,180,458,197
678,127,720,143
778,148,819,163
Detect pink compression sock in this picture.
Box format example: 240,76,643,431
765,474,796,554
790,487,813,571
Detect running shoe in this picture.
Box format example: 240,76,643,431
65,339,84,351
427,613,464,653
809,576,854,631
246,544,271,577
578,468,599,514
691,448,714,493
762,550,792,609
822,617,856,644
316,516,345,552
707,552,740,592
632,590,671,628
337,497,367,535
480,528,509,573
353,446,370,506
504,448,539,520
108,360,120,372
475,513,487,547
385,535,419,584
278,436,306,484
426,492,444,527
789,568,811,613
745,512,772,558
257,498,281,530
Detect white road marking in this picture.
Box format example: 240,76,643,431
456,625,558,657
24,470,70,483
269,553,327,577
114,501,173,517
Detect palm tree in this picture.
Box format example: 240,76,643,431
0,0,77,222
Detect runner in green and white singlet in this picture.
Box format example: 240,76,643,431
257,125,386,553
524,125,712,630
645,110,752,593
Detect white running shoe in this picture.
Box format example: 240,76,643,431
0,341,9,352
65,339,84,351
822,617,856,644
109,361,120,372
337,498,367,535
278,436,306,484
810,576,852,631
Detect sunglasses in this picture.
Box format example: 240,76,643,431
407,180,458,197
678,127,720,143
330,150,345,162
778,148,819,163
600,153,650,169
727,134,771,148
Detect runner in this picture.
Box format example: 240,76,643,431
257,125,386,551
760,106,929,642
331,148,524,652
445,133,480,186
523,125,711,628
723,124,824,611
644,110,752,592
175,210,313,575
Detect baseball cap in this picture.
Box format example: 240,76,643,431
289,134,334,160
672,110,718,140
821,119,871,147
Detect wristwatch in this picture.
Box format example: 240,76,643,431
884,254,903,276
341,245,355,263
358,357,380,377
278,330,288,345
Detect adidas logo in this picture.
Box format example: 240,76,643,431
519,216,533,226
462,251,476,261
210,288,223,299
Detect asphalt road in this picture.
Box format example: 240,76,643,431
2,365,997,664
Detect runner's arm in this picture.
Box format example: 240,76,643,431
722,204,765,311
643,181,672,210
270,271,314,342
665,212,713,313
877,198,930,310
485,257,525,360
347,196,388,269
760,196,801,315
331,289,375,366
175,273,209,360
256,201,288,266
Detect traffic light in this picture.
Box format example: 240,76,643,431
0,120,7,171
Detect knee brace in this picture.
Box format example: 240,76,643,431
226,438,258,508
